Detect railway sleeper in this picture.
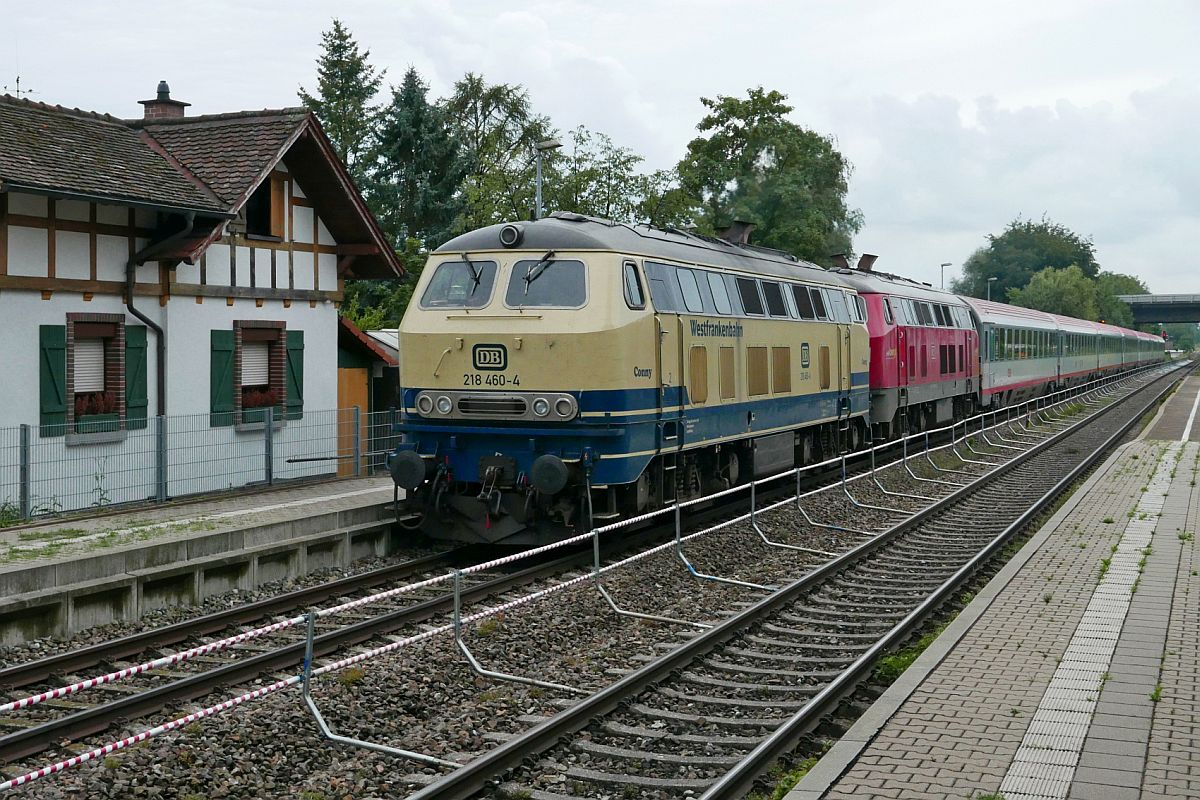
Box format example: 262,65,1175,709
562,766,715,792
572,739,743,767
601,720,764,747
653,686,810,711
760,623,885,639
697,659,842,681
719,646,855,666
740,635,872,653
678,671,822,694
627,702,788,729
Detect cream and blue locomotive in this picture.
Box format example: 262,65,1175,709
389,213,871,544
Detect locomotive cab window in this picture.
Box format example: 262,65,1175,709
420,259,498,308
506,258,587,308
792,285,816,320
737,278,766,316
622,261,645,309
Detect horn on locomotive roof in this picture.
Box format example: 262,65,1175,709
857,253,879,272
719,220,756,245
831,253,851,270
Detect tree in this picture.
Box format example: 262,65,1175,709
1007,265,1099,319
540,126,650,222
676,87,862,264
340,238,428,329
371,67,464,249
635,168,697,229
952,217,1100,300
298,19,384,185
442,73,552,228
1094,271,1148,328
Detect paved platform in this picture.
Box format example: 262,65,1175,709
0,477,399,642
787,375,1200,799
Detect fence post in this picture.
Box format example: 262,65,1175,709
264,407,274,486
353,406,362,477
18,424,30,520
155,415,168,502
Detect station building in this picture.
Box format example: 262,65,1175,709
0,83,401,507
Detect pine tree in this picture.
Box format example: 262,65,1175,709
372,68,464,248
298,19,384,186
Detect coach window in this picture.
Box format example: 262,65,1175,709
762,281,788,318
810,287,828,320
707,272,733,315
420,259,497,308
736,278,766,316
677,268,704,313
623,261,645,310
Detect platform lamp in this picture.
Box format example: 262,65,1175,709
987,276,998,301
940,262,951,289
534,138,562,220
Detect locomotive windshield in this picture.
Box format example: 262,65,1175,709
505,259,586,307
420,259,497,308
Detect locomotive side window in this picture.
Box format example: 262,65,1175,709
645,262,679,312
792,285,816,320
856,295,869,323
828,290,851,323
737,278,766,316
881,297,893,324
707,273,733,315
505,258,587,308
677,268,705,313
623,261,646,310
762,282,788,317
420,259,497,308
809,288,828,320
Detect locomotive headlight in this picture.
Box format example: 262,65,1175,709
435,395,453,415
532,397,551,417
416,395,434,415
554,397,574,418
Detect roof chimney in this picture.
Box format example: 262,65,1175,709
856,253,878,272
138,80,189,120
831,253,851,270
719,220,756,245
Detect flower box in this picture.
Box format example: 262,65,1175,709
75,413,120,434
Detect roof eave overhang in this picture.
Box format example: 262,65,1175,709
0,180,235,219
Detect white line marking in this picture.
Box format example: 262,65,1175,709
1182,382,1200,442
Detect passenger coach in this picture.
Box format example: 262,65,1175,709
390,213,869,544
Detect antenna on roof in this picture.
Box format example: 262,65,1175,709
2,74,36,99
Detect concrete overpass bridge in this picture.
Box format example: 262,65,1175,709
1117,294,1200,324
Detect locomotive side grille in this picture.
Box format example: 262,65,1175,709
457,395,528,417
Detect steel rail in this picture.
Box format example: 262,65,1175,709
403,363,1185,800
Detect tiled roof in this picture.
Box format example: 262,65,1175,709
0,94,225,213
136,109,309,206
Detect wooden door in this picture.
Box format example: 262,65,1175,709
337,367,369,477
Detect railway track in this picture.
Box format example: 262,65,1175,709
0,364,1174,793
398,362,1186,800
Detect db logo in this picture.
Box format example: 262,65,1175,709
473,344,507,371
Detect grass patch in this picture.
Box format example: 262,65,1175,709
873,620,951,685
1099,558,1112,579
746,756,821,800
1102,517,1115,524
476,617,503,637
338,666,366,687
1150,684,1163,702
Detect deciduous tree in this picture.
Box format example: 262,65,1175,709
1007,265,1099,319
952,217,1100,301
676,87,862,263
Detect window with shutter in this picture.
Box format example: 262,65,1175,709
74,339,105,393
241,342,270,386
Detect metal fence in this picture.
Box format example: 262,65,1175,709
0,407,402,523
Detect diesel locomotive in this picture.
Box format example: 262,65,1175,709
389,212,1165,544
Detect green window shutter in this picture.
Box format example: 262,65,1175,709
39,325,68,437
125,325,149,430
210,330,235,427
285,330,304,420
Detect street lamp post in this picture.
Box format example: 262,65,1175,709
987,276,998,301
940,262,951,289
534,138,562,220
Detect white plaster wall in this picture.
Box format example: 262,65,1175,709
253,248,272,288
96,203,127,226
234,246,251,286
56,231,90,280
134,239,155,283
97,235,127,282
206,243,231,285
175,259,200,285
293,251,314,290
293,206,314,244
317,253,337,292
8,226,48,277
8,193,47,216
317,217,334,246
57,199,89,222
275,250,291,289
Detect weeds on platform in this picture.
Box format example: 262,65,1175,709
746,755,822,800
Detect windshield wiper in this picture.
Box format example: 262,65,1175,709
523,251,556,294
462,253,482,294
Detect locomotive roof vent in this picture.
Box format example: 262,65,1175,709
499,223,524,248
857,253,879,272
719,220,756,245
831,253,851,269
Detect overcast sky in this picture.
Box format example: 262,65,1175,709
4,0,1196,292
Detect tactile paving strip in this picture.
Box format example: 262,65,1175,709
999,442,1181,800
